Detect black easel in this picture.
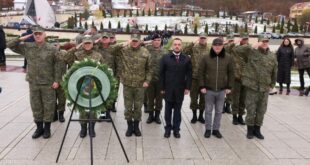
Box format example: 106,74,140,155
56,76,129,164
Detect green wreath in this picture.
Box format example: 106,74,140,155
61,59,118,113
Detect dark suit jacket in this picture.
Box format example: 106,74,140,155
160,51,192,102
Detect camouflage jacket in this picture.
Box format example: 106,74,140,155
7,38,61,84
57,49,68,77
233,45,278,92
61,48,104,66
95,44,116,73
117,45,153,87
227,43,247,81
146,45,167,82
183,43,209,79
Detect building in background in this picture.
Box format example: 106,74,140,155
290,2,310,19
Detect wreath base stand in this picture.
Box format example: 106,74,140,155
56,75,129,164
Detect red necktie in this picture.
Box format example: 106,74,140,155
176,55,179,63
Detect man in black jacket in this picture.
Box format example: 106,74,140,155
160,38,192,138
199,38,234,139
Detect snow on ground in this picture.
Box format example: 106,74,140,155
85,16,274,34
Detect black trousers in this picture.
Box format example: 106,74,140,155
0,49,5,63
298,68,310,90
164,100,183,132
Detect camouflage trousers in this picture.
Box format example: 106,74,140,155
190,79,205,111
147,80,163,112
225,93,233,104
232,80,246,115
123,85,145,121
245,87,268,126
29,83,56,122
80,110,98,124
56,86,66,112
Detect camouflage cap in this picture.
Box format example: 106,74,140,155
109,32,115,37
226,34,234,40
82,35,93,43
32,26,45,33
258,34,269,42
199,32,208,38
240,32,249,39
131,33,141,41
101,32,109,38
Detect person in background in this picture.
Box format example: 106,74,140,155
276,37,294,95
294,38,310,96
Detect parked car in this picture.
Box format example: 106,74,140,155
271,33,281,39
305,32,310,37
259,32,272,39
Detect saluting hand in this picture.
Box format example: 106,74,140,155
19,34,33,42
52,82,59,89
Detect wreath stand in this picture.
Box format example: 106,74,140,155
56,75,129,164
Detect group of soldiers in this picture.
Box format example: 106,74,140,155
7,25,277,140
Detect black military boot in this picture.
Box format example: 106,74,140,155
32,122,44,139
106,111,112,122
198,110,205,124
43,122,51,139
59,111,65,123
246,126,254,139
53,110,58,122
253,125,264,139
191,110,197,123
146,111,154,124
238,115,245,125
89,122,96,137
232,115,238,125
133,120,142,136
143,103,148,113
225,102,232,113
125,120,134,137
80,123,87,138
154,111,161,124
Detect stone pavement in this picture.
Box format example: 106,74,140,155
0,61,310,165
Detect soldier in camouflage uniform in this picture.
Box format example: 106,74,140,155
222,34,234,114
7,26,61,139
230,33,249,125
95,32,118,120
183,33,209,124
233,35,277,140
117,33,153,137
54,44,67,123
61,35,105,138
145,34,167,124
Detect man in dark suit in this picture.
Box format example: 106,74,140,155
160,38,192,138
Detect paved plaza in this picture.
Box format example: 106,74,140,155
0,61,310,165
